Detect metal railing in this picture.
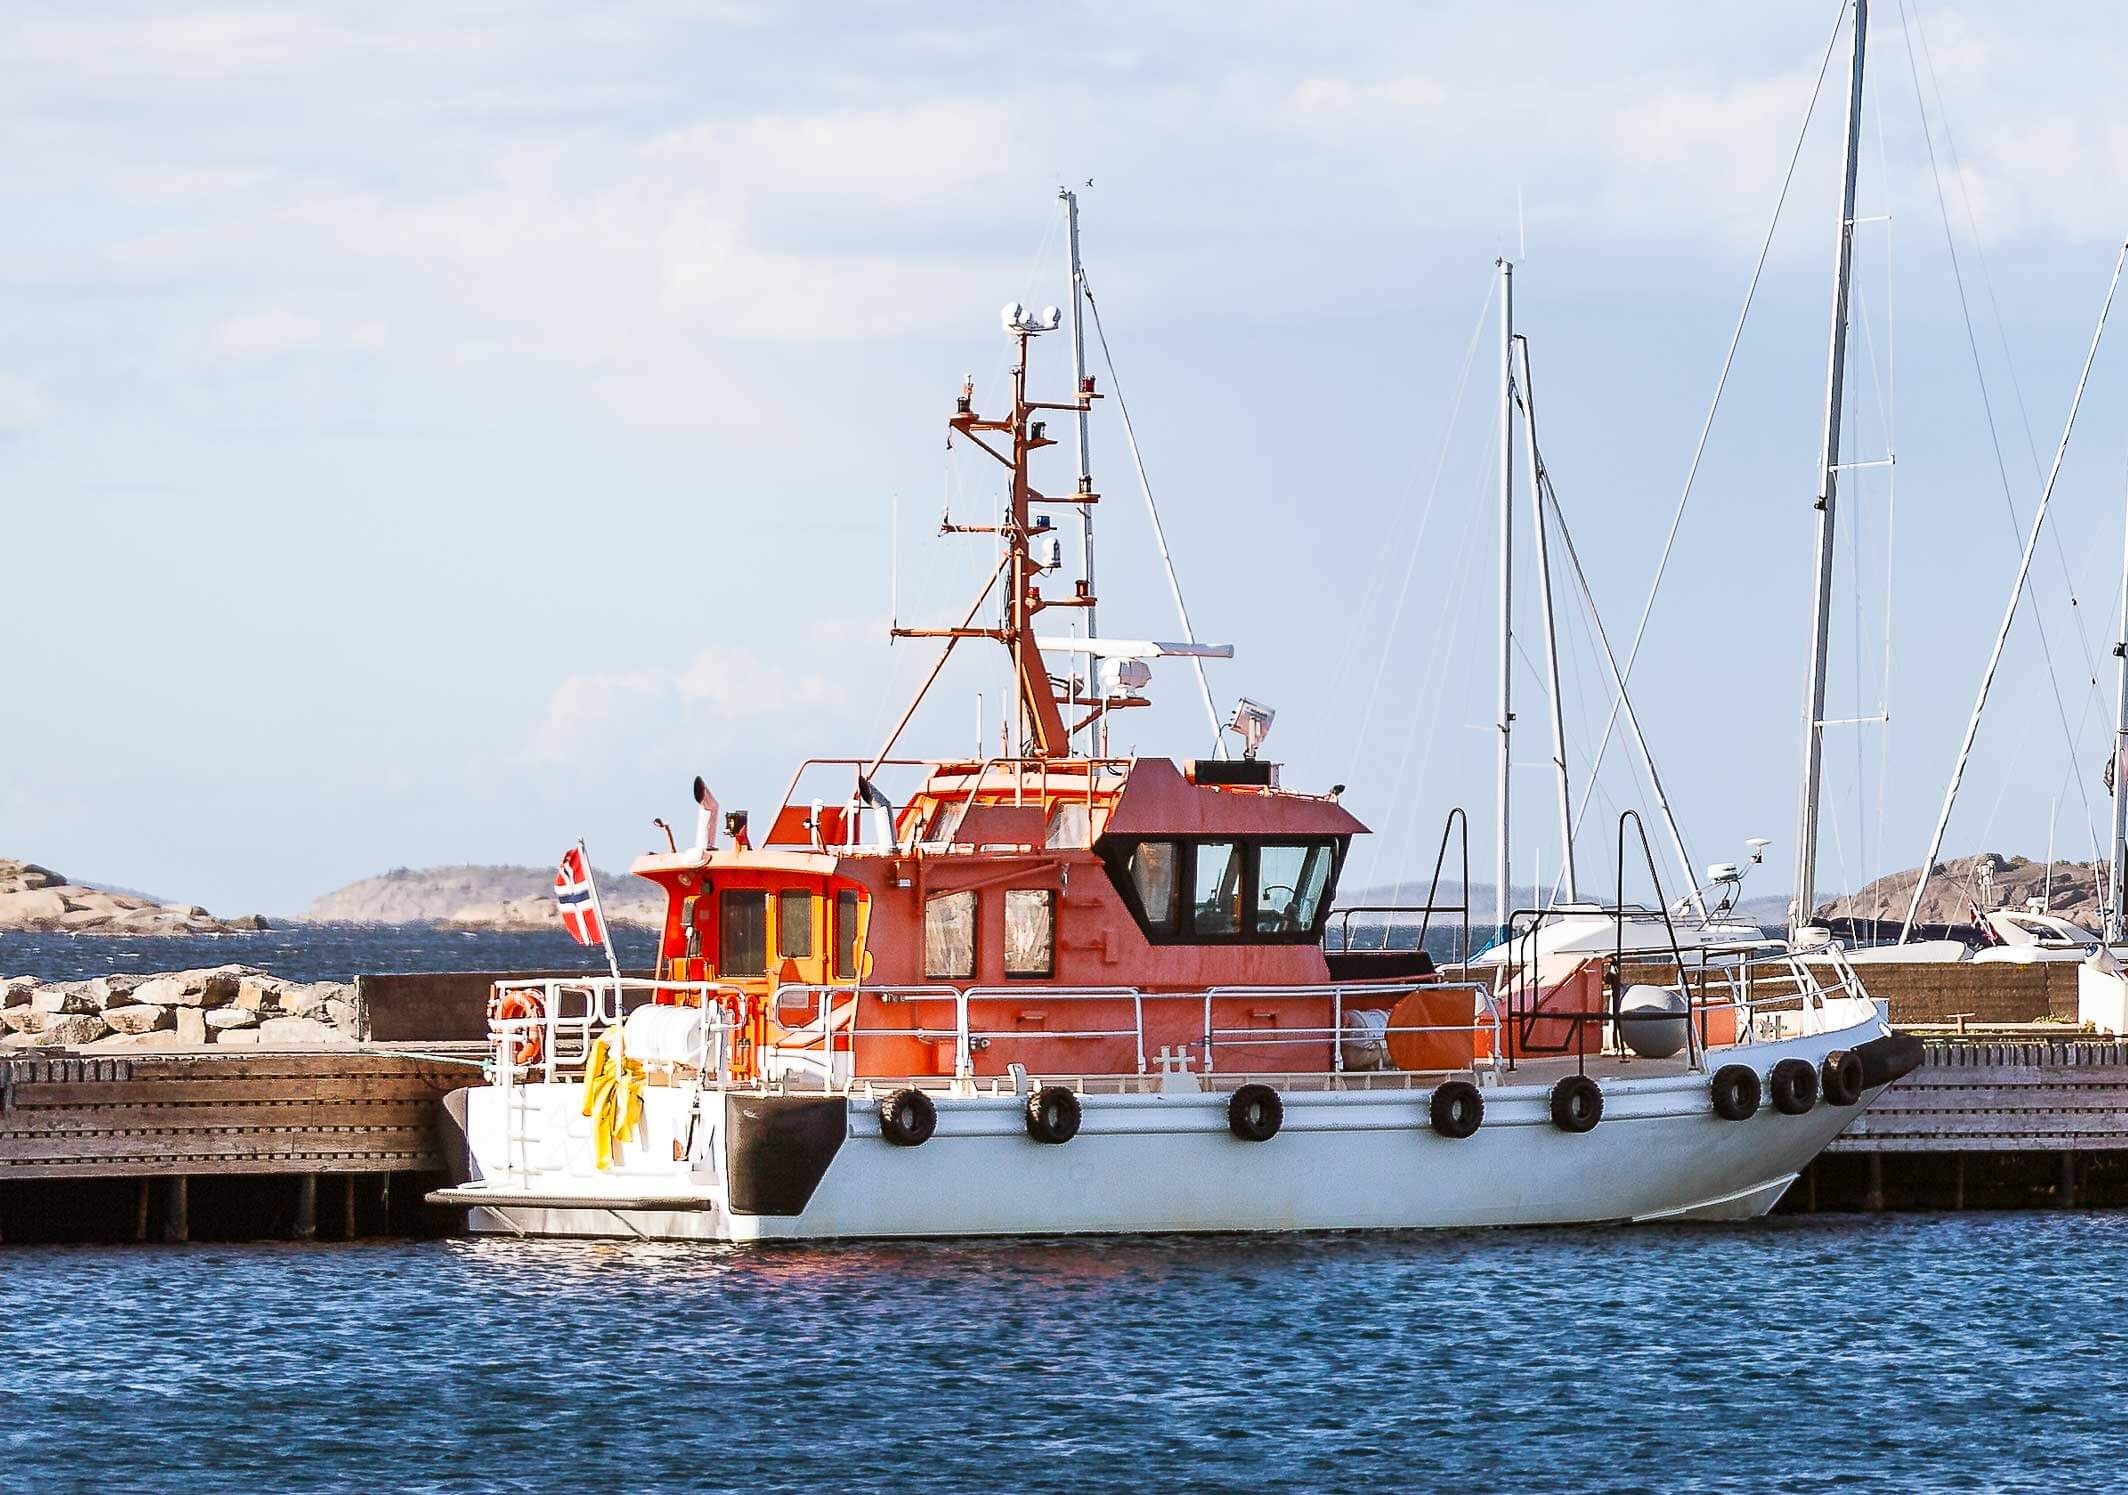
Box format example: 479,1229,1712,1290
1326,807,1473,966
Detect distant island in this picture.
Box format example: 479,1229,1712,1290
1815,852,2101,927
300,864,662,928
0,858,268,935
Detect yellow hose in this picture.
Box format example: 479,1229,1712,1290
581,1025,645,1170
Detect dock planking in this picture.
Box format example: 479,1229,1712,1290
0,1050,472,1182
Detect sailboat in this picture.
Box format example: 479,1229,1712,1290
427,181,1915,1243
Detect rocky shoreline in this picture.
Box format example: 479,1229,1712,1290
0,967,356,1051
0,859,268,936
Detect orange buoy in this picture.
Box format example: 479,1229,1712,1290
487,988,546,1067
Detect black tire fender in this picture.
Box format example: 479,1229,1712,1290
878,1087,937,1147
1429,1080,1484,1139
1549,1074,1603,1133
1226,1083,1283,1141
1711,1064,1761,1121
1024,1084,1082,1144
1770,1057,1820,1116
1821,1049,1866,1107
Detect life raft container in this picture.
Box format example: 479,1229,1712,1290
487,988,545,1067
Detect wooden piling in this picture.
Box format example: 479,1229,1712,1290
160,1175,188,1243
293,1173,317,1241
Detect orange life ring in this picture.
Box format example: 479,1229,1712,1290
488,988,546,1067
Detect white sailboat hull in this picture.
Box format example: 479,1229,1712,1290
440,1008,1908,1242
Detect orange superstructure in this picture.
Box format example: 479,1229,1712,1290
616,302,1466,1088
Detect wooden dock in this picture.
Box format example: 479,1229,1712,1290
5,1031,2128,1239
0,1049,476,1242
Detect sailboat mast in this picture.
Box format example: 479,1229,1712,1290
2108,471,2128,941
1496,258,1515,937
1516,336,1577,901
1061,189,1096,653
1793,0,1868,937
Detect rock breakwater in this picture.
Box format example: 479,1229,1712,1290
0,966,356,1051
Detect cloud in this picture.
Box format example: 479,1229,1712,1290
0,376,48,433
535,645,835,767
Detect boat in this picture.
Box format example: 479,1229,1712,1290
431,181,1919,1242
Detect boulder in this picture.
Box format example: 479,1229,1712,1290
322,997,359,1032
102,1004,172,1035
132,971,239,1008
83,1030,182,1052
30,986,98,1016
13,864,65,891
84,975,143,1008
56,907,117,929
204,1007,258,1031
214,1029,262,1046
129,976,194,1007
173,1009,207,1045
280,984,340,1020
234,977,284,1012
0,888,67,926
225,914,271,931
0,978,34,1009
256,1016,340,1045
35,1013,111,1047
0,1007,43,1033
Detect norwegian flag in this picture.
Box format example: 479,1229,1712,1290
554,846,606,949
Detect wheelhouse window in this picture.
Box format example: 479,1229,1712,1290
776,890,813,959
924,890,977,979
834,889,861,980
1045,802,1090,849
720,890,768,977
1192,841,1241,936
1127,841,1179,932
1255,842,1335,935
922,800,967,848
1099,836,1345,945
1004,889,1056,978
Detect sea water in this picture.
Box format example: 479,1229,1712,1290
1,931,2117,1489
0,1214,2119,1490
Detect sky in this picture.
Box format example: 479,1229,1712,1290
7,0,2128,916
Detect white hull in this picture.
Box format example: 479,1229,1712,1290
440,1007,1907,1243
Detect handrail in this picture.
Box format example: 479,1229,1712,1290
1325,807,1471,965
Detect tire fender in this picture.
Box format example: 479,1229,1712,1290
1024,1084,1082,1144
1429,1080,1484,1139
1549,1074,1603,1133
878,1087,937,1147
1711,1064,1761,1121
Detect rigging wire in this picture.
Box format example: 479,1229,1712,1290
1369,427,1497,906
1078,273,1226,755
1569,0,1851,837
1913,0,2109,690
1896,0,2106,872
1342,273,1499,794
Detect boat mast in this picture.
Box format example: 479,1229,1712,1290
891,316,1095,762
2112,478,2128,941
1062,190,1096,644
1516,335,1577,901
1793,0,1868,938
1496,258,1515,938
1060,188,1100,750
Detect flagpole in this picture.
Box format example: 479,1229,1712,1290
579,839,625,986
